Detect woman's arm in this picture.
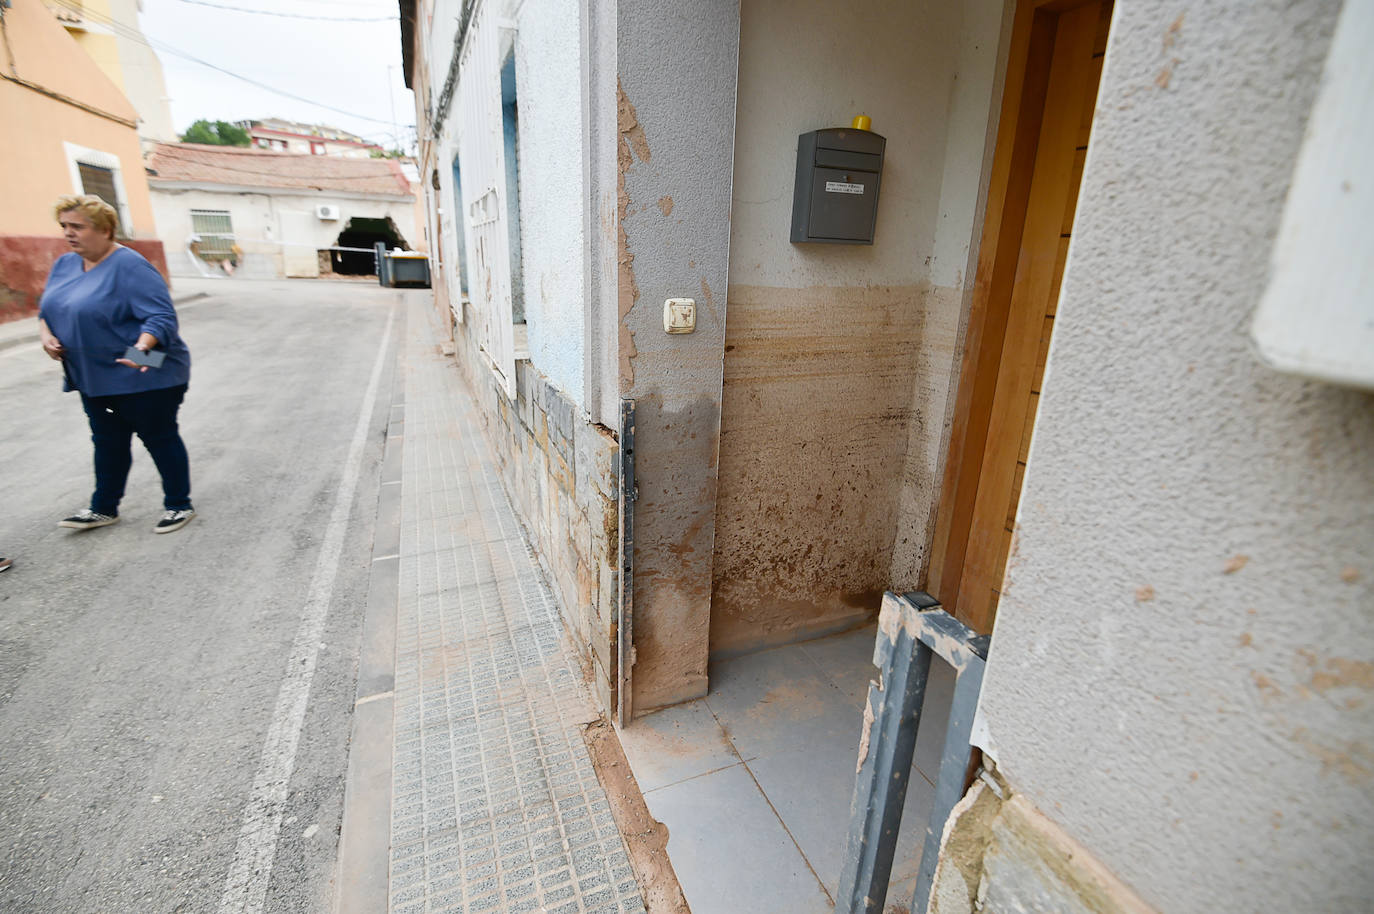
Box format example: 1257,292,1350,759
125,256,178,348
38,319,65,361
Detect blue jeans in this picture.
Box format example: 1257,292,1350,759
79,384,192,515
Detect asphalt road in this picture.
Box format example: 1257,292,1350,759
0,278,405,913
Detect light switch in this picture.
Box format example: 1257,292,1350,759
664,298,696,334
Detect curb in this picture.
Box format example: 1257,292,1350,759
332,299,405,914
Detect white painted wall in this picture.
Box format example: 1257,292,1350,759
149,185,418,278
729,0,989,291
514,0,585,404
108,0,175,145
976,1,1372,911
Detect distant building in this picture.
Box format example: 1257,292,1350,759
146,142,417,279
239,118,384,158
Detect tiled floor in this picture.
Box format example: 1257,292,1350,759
617,624,956,914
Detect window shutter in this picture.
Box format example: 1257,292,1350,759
456,0,516,399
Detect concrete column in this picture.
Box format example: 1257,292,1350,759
615,0,741,711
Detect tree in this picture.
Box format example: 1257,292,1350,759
180,120,251,147
370,147,408,159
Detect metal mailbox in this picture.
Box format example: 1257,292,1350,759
790,124,886,245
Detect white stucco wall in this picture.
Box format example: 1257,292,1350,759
728,0,998,292
975,2,1371,911
515,0,586,404
149,186,417,278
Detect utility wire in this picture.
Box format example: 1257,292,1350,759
46,0,411,133
176,0,397,23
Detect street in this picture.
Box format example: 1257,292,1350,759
0,278,403,913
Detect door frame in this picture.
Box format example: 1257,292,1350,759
927,0,1108,634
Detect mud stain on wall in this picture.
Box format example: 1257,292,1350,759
890,282,966,591
631,392,720,709
711,282,936,655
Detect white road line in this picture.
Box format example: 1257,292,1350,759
217,304,396,914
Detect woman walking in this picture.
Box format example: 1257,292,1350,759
39,195,196,533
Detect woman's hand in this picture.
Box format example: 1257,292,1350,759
115,331,159,372
38,320,65,361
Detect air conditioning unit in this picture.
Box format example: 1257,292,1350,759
316,204,340,220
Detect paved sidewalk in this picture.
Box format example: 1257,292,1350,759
368,296,645,914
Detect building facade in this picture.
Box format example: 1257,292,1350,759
242,118,385,158
1,0,166,322
402,0,1373,911
146,142,418,280
46,0,177,148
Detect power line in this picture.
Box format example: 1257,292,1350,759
176,0,398,23
46,0,408,129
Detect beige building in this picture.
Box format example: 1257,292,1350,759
1,0,164,321
404,0,1372,911
46,0,176,147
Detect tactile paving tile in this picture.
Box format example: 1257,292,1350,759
390,300,645,914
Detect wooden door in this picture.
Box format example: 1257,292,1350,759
929,0,1112,634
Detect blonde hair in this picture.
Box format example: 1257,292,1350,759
54,195,119,239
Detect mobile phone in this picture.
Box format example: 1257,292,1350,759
123,346,167,368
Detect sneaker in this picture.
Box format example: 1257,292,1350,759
59,509,119,530
154,508,195,534
0,557,10,573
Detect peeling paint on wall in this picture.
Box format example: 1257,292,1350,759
930,772,1160,914
0,237,169,322
616,81,645,389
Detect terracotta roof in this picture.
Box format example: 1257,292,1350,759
145,143,413,197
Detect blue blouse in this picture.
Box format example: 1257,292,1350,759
39,247,191,397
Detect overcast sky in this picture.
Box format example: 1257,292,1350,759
137,0,416,150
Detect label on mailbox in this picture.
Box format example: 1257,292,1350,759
824,181,865,195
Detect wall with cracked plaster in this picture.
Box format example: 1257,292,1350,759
952,2,1374,912
712,0,1006,654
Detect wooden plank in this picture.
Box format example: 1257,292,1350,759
1077,57,1103,147
1048,237,1070,314
1018,392,1039,462
927,0,1056,609
1032,314,1055,391
956,1,1104,633
1005,461,1027,528
1093,0,1114,55
1061,147,1088,235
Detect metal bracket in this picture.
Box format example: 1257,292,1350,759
616,398,636,726
836,592,990,914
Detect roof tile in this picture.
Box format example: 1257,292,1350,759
146,143,413,197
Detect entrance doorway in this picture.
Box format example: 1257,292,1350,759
930,0,1113,634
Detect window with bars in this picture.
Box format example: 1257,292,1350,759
190,209,236,261
78,163,125,238
456,1,517,398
